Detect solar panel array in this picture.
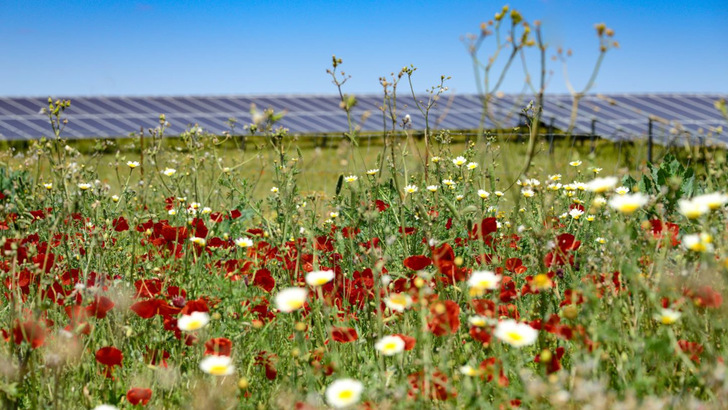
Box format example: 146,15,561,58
0,93,725,145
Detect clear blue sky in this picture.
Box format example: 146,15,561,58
1,0,726,97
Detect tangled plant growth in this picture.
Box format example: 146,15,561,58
2,7,728,410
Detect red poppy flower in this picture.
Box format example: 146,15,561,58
403,255,432,271
127,387,152,406
375,200,390,212
96,346,123,378
393,334,416,350
86,296,115,319
205,338,233,356
427,300,460,336
113,216,129,232
331,326,359,343
407,370,454,400
12,320,45,349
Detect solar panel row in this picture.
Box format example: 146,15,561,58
0,94,725,145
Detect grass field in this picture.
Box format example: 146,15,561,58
2,123,728,409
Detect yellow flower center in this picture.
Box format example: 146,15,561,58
506,331,523,342
209,364,229,375
338,390,353,400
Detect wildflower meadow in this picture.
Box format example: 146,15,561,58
2,5,728,410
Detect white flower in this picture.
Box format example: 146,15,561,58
468,315,489,327
593,196,607,207
330,212,339,218
452,156,467,167
468,270,501,296
274,287,308,312
431,156,441,163
595,237,606,244
694,192,728,210
477,189,490,199
521,188,535,198
460,365,482,377
235,237,253,248
548,183,562,191
384,293,413,312
162,168,176,176
442,179,455,187
404,185,418,194
608,192,649,214
93,406,118,410
569,160,582,167
177,311,210,332
43,183,53,190
326,379,364,409
586,176,618,193
682,233,713,252
189,237,206,246
374,335,405,356
344,175,358,183
494,320,538,347
591,167,603,174
494,191,504,197
569,208,584,219
615,186,630,195
654,308,681,325
201,207,212,214
678,198,710,219
305,270,335,287
78,183,92,191
270,187,279,193
467,162,478,170
456,194,464,201
366,169,379,175
426,185,439,192
199,355,235,376
111,195,120,202
168,209,177,216
127,161,140,169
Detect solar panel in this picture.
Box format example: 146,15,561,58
0,93,726,143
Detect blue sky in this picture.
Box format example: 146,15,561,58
1,0,726,96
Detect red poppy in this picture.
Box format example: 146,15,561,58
331,326,359,343
86,296,115,319
252,268,275,293
96,346,123,378
403,255,432,271
393,334,416,350
204,338,233,356
407,370,454,400
113,216,129,232
534,346,566,374
12,320,46,349
375,200,390,212
427,300,460,336
127,387,153,406
504,258,527,274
